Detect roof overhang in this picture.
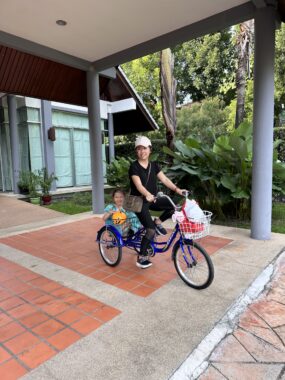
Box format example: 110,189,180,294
0,0,282,134
0,1,268,72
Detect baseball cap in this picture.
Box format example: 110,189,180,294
135,136,152,148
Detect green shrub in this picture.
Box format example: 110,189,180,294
106,157,134,190
38,168,58,195
164,122,285,220
17,170,31,193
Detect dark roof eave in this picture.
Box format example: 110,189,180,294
116,66,159,132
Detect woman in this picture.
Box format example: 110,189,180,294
129,136,185,269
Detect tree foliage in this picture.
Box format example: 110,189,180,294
160,48,177,150
122,53,162,127
234,21,253,128
275,23,285,111
173,30,236,105
176,98,227,145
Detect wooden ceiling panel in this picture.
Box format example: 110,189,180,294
0,45,157,133
0,45,87,105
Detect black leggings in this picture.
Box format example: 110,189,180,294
136,198,174,257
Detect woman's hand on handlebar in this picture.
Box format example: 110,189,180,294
176,188,188,197
146,193,155,202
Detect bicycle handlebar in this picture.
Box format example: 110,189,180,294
156,191,190,210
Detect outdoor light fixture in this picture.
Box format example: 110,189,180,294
56,20,67,26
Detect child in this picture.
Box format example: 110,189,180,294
103,189,141,236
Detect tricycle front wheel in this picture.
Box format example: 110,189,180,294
172,240,214,289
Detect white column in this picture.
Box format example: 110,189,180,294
251,6,276,239
7,95,20,193
87,69,105,213
107,104,115,162
41,100,56,191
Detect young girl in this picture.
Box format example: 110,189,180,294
103,189,141,236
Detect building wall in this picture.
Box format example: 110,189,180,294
0,96,108,191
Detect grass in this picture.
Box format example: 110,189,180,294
272,202,285,233
45,191,112,215
46,201,92,214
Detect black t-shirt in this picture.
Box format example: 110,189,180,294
129,160,161,197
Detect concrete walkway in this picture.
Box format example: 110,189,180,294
0,218,285,380
0,198,284,379
0,195,63,230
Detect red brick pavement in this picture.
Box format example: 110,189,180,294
0,218,232,297
0,257,120,380
200,254,285,380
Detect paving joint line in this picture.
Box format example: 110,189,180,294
169,248,285,380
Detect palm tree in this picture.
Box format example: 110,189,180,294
235,20,254,129
160,48,177,150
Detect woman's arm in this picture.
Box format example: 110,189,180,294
131,175,155,202
157,171,185,196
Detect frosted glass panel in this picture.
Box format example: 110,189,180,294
54,128,73,187
28,124,43,171
52,111,89,129
0,124,12,190
18,125,29,171
73,129,91,185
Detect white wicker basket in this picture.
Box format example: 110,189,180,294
177,211,212,240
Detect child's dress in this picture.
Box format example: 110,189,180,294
104,204,141,236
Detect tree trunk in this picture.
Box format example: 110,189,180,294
235,21,253,129
160,48,177,151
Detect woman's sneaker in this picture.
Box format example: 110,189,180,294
155,223,167,236
136,256,152,269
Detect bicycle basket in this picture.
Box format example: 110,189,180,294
178,211,212,240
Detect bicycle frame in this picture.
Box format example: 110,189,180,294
120,222,190,254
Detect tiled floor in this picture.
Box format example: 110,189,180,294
0,218,232,297
0,257,120,380
199,254,285,380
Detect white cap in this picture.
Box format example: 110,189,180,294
135,136,152,148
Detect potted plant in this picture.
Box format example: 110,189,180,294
17,170,31,195
27,171,41,205
39,168,58,205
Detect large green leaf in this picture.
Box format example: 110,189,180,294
221,175,237,191
163,146,189,162
273,162,285,179
185,137,201,149
229,135,248,160
174,141,194,157
232,190,250,199
213,135,231,153
232,121,252,140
